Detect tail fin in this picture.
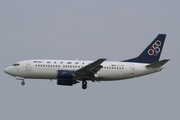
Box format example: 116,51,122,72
122,34,166,63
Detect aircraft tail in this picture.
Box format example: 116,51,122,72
122,34,166,63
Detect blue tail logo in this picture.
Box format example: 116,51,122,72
148,40,162,56
122,34,166,63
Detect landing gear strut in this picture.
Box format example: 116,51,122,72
82,80,87,89
21,80,25,86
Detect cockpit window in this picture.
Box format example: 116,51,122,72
12,63,20,66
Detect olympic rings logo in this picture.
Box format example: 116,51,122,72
148,40,161,56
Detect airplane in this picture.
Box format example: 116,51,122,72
4,34,170,89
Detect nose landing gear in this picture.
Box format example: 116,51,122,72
21,80,25,86
15,77,25,86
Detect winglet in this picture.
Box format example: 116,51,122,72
146,59,170,68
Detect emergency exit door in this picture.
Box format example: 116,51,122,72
130,64,135,74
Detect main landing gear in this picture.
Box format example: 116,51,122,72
82,80,87,89
21,80,25,86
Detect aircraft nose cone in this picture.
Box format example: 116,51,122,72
4,67,11,74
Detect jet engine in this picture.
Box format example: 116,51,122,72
57,70,79,86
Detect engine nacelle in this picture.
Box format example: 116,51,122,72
57,70,73,80
57,80,79,86
57,70,78,86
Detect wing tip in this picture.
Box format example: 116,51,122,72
99,58,107,61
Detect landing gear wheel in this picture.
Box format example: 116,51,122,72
82,80,87,89
82,85,87,89
21,81,25,86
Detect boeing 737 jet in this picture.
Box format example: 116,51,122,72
4,34,170,89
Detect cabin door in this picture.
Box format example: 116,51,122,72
26,61,31,70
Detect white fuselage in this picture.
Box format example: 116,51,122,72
4,59,161,81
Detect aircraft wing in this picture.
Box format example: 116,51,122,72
74,58,106,76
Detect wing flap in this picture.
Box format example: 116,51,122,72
89,64,103,74
146,59,170,68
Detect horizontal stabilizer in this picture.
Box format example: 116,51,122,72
146,59,170,68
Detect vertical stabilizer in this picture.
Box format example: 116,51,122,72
122,34,166,63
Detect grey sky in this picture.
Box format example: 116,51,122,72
0,0,179,120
